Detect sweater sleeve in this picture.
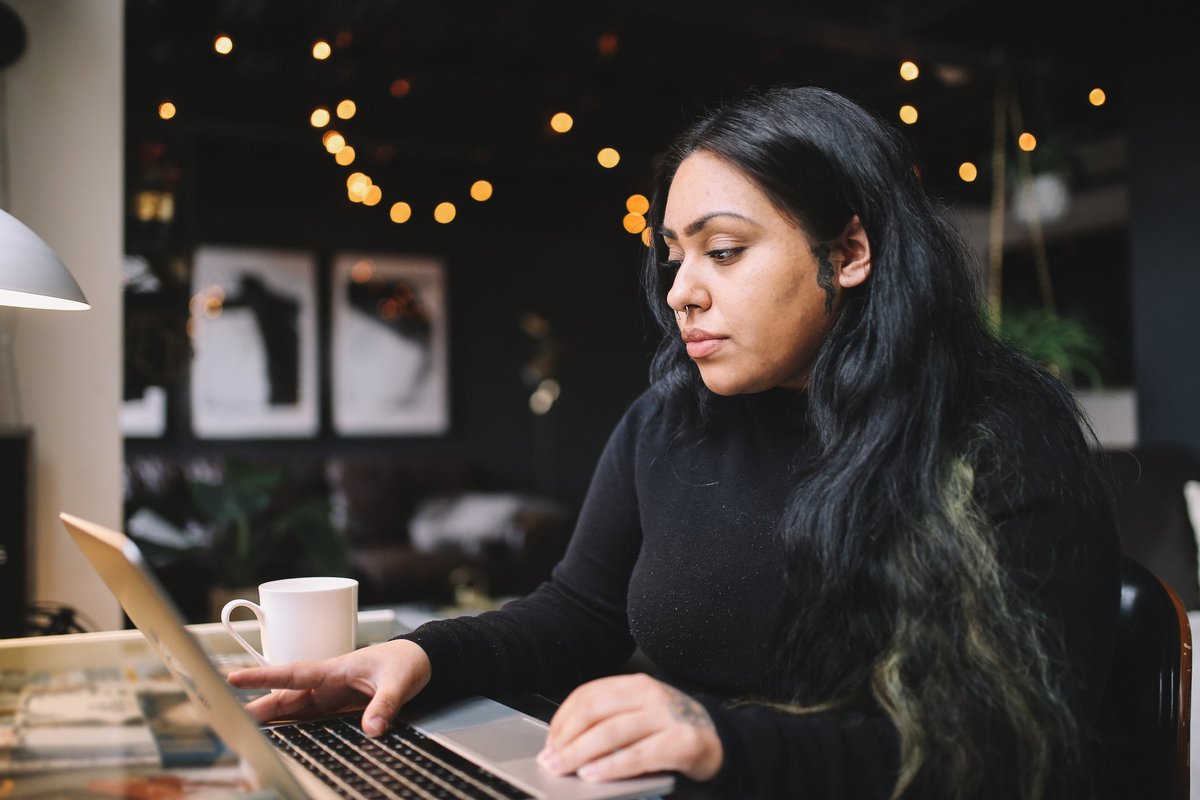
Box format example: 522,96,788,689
396,394,655,703
692,469,1120,799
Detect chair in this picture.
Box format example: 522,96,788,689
1096,556,1192,799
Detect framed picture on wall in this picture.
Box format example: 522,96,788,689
331,253,449,435
189,246,319,438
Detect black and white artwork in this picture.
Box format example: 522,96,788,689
331,253,448,435
189,246,319,438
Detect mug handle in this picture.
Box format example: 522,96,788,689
220,598,269,667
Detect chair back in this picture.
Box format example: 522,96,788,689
1096,556,1192,799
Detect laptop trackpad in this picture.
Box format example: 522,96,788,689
441,718,547,762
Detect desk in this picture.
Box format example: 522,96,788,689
0,610,717,799
0,610,400,798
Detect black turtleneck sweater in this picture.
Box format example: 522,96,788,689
400,386,1120,798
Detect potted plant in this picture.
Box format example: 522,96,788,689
185,457,349,620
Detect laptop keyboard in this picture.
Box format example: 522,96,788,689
265,715,534,800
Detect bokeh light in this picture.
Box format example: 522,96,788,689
434,202,457,223
470,180,493,201
597,147,621,168
390,202,412,223
550,112,574,133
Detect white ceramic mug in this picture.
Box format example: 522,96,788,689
220,577,358,667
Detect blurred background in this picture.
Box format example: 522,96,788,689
1,1,1196,633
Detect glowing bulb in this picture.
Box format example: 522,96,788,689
641,228,653,247
959,162,978,182
393,201,417,224
899,61,919,81
626,194,649,214
312,40,331,60
390,78,411,98
335,146,356,166
214,35,233,55
1089,87,1106,106
351,260,374,283
390,202,412,223
1018,132,1037,151
346,172,368,189
310,107,330,127
363,185,382,206
336,99,356,119
434,202,457,223
550,112,574,133
470,180,493,202
158,102,177,120
899,104,918,124
623,213,646,234
323,131,346,154
597,147,621,168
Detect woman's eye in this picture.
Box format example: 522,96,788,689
706,247,745,262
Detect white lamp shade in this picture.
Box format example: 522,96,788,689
0,208,89,310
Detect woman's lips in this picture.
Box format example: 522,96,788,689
681,329,727,359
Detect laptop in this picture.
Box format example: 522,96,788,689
61,513,674,800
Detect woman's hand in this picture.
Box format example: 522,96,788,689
227,639,432,737
536,673,723,783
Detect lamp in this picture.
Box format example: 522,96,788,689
0,208,89,425
0,208,89,310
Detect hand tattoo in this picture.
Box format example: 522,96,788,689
667,688,714,729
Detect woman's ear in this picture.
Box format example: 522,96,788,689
835,215,871,289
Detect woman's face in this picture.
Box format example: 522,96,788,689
662,150,865,395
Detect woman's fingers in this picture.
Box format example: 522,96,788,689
227,640,433,735
537,673,723,782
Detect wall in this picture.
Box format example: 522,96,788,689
1128,54,1200,458
4,0,123,630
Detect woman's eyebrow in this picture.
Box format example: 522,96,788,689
660,211,755,240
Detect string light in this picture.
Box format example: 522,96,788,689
1089,88,1107,106
470,180,493,201
899,61,919,81
158,101,177,120
958,162,978,182
312,40,331,60
363,185,382,207
390,202,412,223
310,107,330,127
335,146,356,166
390,78,411,98
214,35,233,55
597,147,620,168
550,112,574,133
641,228,653,247
623,213,646,234
1018,132,1037,151
351,259,374,283
336,99,356,120
434,202,457,223
323,131,346,154
898,105,918,125
626,194,649,214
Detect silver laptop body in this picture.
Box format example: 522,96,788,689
61,512,673,800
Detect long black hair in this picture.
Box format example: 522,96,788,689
642,86,1108,799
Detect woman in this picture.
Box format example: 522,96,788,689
232,87,1119,799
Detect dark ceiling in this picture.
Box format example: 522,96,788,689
124,1,1172,244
